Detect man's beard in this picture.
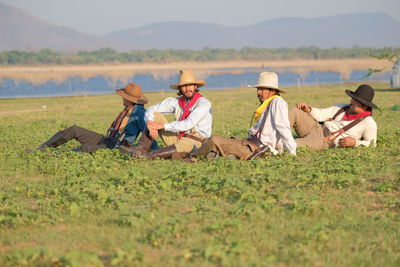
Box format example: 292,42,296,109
184,92,195,100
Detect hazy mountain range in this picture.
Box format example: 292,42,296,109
1,2,399,52
0,2,130,51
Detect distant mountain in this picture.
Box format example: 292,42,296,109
246,13,400,48
0,1,399,52
107,21,241,50
107,13,400,49
0,2,130,51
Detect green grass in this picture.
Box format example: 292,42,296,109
0,83,399,266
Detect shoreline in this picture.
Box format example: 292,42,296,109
0,81,390,101
0,58,393,85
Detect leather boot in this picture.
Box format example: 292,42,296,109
130,145,177,160
247,145,271,160
119,129,153,155
148,145,177,159
25,131,67,152
171,152,188,160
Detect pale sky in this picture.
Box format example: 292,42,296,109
2,0,400,35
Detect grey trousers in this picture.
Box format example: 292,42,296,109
61,125,108,153
288,107,329,151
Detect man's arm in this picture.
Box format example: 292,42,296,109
355,118,377,147
296,102,312,113
296,102,337,122
271,99,297,155
163,98,212,134
144,97,177,122
338,118,377,148
308,104,347,122
145,97,178,139
147,120,163,139
121,106,143,145
123,120,141,145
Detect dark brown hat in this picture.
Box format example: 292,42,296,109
345,84,378,109
116,83,148,105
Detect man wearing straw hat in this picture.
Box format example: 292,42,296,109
289,84,378,150
25,83,158,153
190,72,296,160
119,69,212,159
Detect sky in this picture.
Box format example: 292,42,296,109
2,0,400,35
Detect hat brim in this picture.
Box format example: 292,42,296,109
116,89,148,105
345,90,378,109
170,81,206,90
248,84,286,93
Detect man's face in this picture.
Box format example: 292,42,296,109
179,84,198,98
349,98,368,114
256,87,274,102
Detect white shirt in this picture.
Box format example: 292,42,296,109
248,97,297,155
310,103,377,147
145,97,212,138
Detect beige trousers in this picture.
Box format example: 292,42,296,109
153,112,203,153
195,136,257,160
288,107,329,150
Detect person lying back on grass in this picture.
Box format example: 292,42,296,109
288,84,378,150
25,83,158,153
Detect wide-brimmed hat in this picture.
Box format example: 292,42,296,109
345,84,378,109
249,72,286,93
170,69,206,90
116,83,148,105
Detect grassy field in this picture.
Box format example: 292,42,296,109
0,82,399,266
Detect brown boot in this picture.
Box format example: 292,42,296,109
25,131,67,152
119,129,153,155
148,145,177,159
130,145,177,160
171,152,188,160
247,145,271,160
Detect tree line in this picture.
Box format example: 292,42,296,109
1,47,399,66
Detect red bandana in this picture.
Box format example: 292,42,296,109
342,111,371,121
178,92,202,138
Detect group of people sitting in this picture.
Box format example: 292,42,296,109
26,69,378,160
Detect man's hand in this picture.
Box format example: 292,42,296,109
147,121,164,139
296,102,312,113
338,137,356,147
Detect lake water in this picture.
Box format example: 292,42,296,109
0,70,390,98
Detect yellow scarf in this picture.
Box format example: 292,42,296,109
250,95,281,125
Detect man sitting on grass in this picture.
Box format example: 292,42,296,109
190,71,297,160
289,84,378,150
119,69,212,159
25,83,158,153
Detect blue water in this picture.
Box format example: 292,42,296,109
0,70,390,98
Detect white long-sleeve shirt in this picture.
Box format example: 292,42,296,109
145,97,212,138
310,103,377,147
248,97,297,155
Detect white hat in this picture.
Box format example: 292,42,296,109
249,72,286,93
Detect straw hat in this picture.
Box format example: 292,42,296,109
116,83,148,104
249,72,286,93
170,69,206,90
345,84,378,109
